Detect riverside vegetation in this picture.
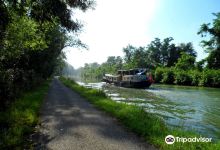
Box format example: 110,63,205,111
0,0,94,110
1,0,220,149
154,67,220,87
0,0,94,149
0,80,50,149
66,13,220,88
60,77,220,150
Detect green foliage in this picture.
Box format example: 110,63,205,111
0,0,93,109
154,67,220,87
0,1,9,46
78,37,198,82
6,0,95,32
147,38,196,68
3,15,47,58
80,62,101,82
123,45,136,64
199,69,220,87
198,12,220,69
206,49,220,69
0,13,65,107
123,45,149,68
0,80,50,149
189,70,202,86
155,67,166,83
78,56,123,82
161,68,175,84
60,77,220,150
174,70,192,85
195,59,206,71
175,52,196,70
120,38,197,70
62,11,220,89
155,67,175,84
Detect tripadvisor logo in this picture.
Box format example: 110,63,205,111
165,135,212,144
165,135,175,144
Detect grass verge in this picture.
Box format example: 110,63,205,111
0,80,50,149
60,77,220,150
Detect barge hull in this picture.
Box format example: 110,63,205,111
114,81,151,88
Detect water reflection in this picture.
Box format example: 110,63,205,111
78,82,220,140
148,84,220,140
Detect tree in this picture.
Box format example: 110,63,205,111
0,0,94,108
105,56,123,72
131,46,148,68
177,42,197,57
5,0,95,31
0,1,9,48
122,38,197,69
195,59,206,71
147,37,179,67
123,45,136,64
166,43,178,67
147,38,162,67
147,38,197,68
160,37,174,66
123,45,150,69
198,12,220,69
175,52,196,70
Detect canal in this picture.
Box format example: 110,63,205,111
78,81,220,140
148,84,220,140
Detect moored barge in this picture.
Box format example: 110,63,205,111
103,68,153,88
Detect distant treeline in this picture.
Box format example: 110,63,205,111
154,68,220,87
76,12,220,87
0,0,94,110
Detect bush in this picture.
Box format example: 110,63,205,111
153,67,220,87
161,68,175,84
174,70,192,85
200,69,220,87
0,81,50,149
154,67,165,83
212,70,220,87
189,70,202,86
155,67,175,84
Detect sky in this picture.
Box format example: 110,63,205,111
64,0,220,69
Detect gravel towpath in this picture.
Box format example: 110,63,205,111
36,79,156,150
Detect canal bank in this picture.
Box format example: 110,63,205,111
60,77,220,150
77,80,220,141
147,84,220,140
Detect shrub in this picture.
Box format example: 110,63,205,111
189,70,202,86
154,67,165,83
153,67,220,87
212,70,220,87
161,68,175,84
174,70,192,85
200,69,220,87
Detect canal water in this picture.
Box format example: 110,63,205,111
148,84,220,140
77,81,220,140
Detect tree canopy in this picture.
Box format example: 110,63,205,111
62,12,220,88
0,0,94,108
198,12,220,69
122,37,197,69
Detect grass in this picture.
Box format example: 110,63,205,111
60,77,220,150
0,80,50,149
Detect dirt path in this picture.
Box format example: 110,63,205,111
35,79,156,150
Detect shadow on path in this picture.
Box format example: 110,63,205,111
33,79,156,150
